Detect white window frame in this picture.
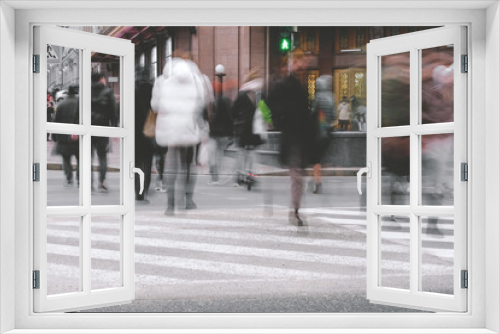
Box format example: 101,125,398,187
33,25,136,313
366,26,468,312
0,2,498,333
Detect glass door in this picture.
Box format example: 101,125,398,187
365,26,467,312
33,26,136,312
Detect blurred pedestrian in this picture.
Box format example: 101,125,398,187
309,75,335,194
154,146,168,193
231,68,265,186
53,85,79,187
91,72,117,192
207,84,233,185
350,95,367,132
268,50,311,226
338,96,351,131
151,58,209,215
47,92,55,141
135,68,154,201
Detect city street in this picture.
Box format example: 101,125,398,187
45,165,453,313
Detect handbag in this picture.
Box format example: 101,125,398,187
143,110,157,138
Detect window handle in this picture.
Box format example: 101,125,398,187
129,162,145,195
357,162,371,195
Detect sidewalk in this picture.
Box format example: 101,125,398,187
46,139,361,176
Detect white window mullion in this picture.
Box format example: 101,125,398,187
46,123,88,135
46,207,90,216
121,51,135,297
373,126,411,138
89,126,130,138
413,123,455,135
366,49,379,295
90,206,129,215
409,48,420,295
82,213,91,294
81,48,92,295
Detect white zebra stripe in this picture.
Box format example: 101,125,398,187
47,228,452,272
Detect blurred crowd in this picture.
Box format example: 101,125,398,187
132,49,339,224
46,46,455,231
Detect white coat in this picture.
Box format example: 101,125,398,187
338,101,351,121
151,59,208,147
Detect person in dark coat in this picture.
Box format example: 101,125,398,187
53,85,79,186
207,93,233,184
135,68,154,201
91,72,117,192
268,50,311,225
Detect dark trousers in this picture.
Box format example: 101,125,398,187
91,137,108,184
339,120,350,130
62,152,79,183
166,146,197,208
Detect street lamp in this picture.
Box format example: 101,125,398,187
215,64,226,99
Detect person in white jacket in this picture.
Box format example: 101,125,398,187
151,58,209,215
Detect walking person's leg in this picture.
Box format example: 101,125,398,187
165,146,179,215
62,152,73,185
96,138,108,191
207,138,218,183
183,146,198,209
155,147,167,192
289,146,304,225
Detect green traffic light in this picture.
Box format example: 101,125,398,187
279,37,291,51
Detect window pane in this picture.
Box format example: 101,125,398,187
150,46,157,63
91,215,122,290
421,46,454,124
421,134,454,206
47,45,81,125
91,137,121,205
165,37,172,60
47,134,80,206
380,215,410,290
91,53,120,127
381,137,410,205
420,216,454,295
381,52,410,127
47,216,81,295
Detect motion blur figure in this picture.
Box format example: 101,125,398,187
309,75,335,194
47,91,55,141
420,53,455,237
350,95,366,132
231,68,265,187
91,72,117,192
381,49,454,237
134,68,154,201
151,58,209,216
268,50,311,226
53,85,79,187
207,81,233,185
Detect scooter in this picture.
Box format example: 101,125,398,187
237,170,258,191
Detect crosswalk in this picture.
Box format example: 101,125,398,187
45,206,455,299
